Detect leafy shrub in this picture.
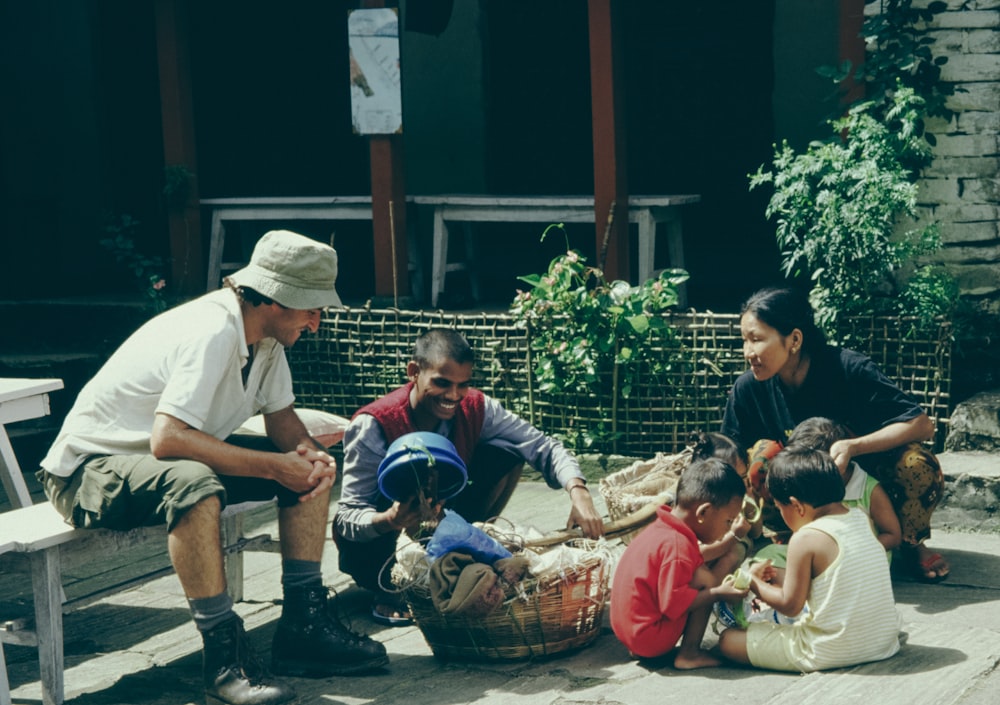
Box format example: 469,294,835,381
100,215,169,313
509,225,687,448
751,86,956,337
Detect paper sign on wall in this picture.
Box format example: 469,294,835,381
349,8,402,135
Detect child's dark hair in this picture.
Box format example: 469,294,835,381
676,458,746,509
766,448,845,507
413,328,475,368
690,431,745,472
786,417,849,453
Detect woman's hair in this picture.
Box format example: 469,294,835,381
786,417,849,453
690,431,745,471
676,458,746,509
741,287,827,356
766,448,845,507
413,328,475,368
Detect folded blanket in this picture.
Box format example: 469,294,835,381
429,551,504,616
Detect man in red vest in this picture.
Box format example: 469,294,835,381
334,328,604,625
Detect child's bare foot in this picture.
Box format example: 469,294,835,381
673,649,722,670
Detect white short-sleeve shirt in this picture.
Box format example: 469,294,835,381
41,290,295,477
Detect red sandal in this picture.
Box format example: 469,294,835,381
903,544,950,583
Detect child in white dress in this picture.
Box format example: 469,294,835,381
718,448,901,672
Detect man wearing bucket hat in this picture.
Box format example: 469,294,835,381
334,328,604,626
39,230,387,705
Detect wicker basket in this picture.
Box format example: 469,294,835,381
599,449,690,543
402,550,609,661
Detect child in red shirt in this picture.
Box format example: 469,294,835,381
611,457,749,669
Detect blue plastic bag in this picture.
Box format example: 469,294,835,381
425,509,512,564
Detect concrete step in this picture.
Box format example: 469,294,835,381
936,450,1000,534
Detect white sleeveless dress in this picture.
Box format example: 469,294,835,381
746,508,901,672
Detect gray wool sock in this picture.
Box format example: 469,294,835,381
281,559,323,591
188,591,236,633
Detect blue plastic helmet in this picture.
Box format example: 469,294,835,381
377,431,469,502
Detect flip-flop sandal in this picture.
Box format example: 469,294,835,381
371,603,414,627
913,551,950,584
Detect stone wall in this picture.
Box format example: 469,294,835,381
907,1,1000,311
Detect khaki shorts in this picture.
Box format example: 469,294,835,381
39,434,305,532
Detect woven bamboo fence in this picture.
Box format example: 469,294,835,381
288,308,952,456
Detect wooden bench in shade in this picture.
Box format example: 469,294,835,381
411,194,701,307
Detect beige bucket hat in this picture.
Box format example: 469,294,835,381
228,229,342,309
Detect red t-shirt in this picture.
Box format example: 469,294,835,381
610,505,703,658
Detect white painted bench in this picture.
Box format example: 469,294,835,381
0,500,270,705
0,379,272,705
200,196,422,298
411,194,702,307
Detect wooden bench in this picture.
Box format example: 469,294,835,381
411,194,701,308
200,196,422,299
0,379,272,705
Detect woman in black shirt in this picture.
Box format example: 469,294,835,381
721,287,949,582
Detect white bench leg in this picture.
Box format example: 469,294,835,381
461,223,480,303
0,429,33,509
30,548,65,705
206,212,226,291
1,640,11,705
222,513,245,603
431,209,449,307
662,210,687,308
637,208,656,285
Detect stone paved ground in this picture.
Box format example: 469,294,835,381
3,451,1000,705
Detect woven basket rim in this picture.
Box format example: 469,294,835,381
402,551,609,661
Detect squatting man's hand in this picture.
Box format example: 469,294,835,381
567,487,605,539
383,493,445,534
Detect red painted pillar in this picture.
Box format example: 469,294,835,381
154,0,203,296
363,0,409,301
588,0,628,280
839,0,866,107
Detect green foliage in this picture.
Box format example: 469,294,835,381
751,87,953,334
100,215,169,313
162,164,194,211
755,0,961,340
509,224,688,448
818,0,955,142
897,264,959,328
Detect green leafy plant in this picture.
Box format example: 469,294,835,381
819,0,954,142
100,215,169,313
163,164,194,211
751,86,953,335
754,0,962,341
509,224,688,449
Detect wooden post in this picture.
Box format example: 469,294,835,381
368,136,409,299
588,0,629,281
363,0,409,300
839,0,866,107
154,0,203,295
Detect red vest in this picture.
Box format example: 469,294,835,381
353,383,486,463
